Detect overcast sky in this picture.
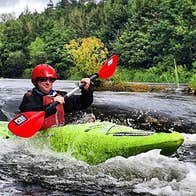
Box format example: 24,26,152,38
0,0,61,17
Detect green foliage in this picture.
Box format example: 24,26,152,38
68,4,92,37
99,0,129,44
0,0,195,85
55,62,72,79
114,30,151,68
22,68,33,79
65,37,108,79
174,59,179,88
42,24,76,66
113,0,196,70
2,51,26,78
115,63,192,83
28,37,45,56
28,37,47,66
189,62,196,90
189,74,196,90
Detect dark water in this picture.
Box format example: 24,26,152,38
0,79,196,195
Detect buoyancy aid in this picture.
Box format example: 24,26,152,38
41,94,65,130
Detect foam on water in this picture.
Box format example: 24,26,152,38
124,150,196,196
0,138,196,195
183,133,196,145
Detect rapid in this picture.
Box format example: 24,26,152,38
0,79,196,196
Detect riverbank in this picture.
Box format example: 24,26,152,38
96,81,195,95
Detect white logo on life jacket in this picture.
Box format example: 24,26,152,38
14,115,27,125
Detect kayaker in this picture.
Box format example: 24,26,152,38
19,64,93,130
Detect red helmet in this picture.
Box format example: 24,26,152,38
32,64,57,80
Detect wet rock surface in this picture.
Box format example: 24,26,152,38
90,91,196,133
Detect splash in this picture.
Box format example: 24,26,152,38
0,138,196,195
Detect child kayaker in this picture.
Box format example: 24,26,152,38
19,64,93,130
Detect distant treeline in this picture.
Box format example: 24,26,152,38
0,0,195,83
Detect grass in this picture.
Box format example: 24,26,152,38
96,80,167,92
95,63,194,93
189,73,196,94
174,59,180,89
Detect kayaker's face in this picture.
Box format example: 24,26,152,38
37,77,55,94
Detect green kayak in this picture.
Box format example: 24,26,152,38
0,121,13,139
0,121,184,165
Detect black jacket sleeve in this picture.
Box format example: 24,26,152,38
19,93,44,112
63,88,93,113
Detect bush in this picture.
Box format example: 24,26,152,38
22,68,32,79
65,37,108,79
114,63,192,83
189,74,196,90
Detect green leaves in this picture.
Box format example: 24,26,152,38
3,50,26,78
65,37,108,79
0,0,195,84
28,37,47,66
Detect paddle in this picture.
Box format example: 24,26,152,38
8,55,118,138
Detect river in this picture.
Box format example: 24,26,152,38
0,79,196,196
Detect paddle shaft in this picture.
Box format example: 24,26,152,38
45,73,99,112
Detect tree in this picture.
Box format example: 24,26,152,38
99,0,129,47
28,37,47,66
0,13,16,23
113,0,196,69
47,0,54,10
68,1,97,37
2,51,26,78
65,37,108,78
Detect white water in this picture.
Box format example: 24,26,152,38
1,79,196,195
0,135,196,195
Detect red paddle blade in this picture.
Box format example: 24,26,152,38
8,111,45,138
98,54,118,79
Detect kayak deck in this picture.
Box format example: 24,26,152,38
42,122,184,165
0,121,184,165
0,121,13,139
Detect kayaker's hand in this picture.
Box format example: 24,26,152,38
54,95,64,104
81,78,91,90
